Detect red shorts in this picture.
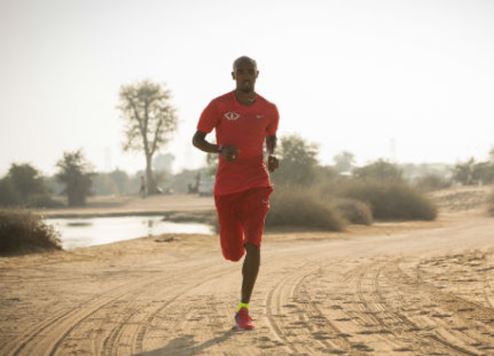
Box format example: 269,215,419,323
214,186,272,261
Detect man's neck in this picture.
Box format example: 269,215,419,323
235,89,257,106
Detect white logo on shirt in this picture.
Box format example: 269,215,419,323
224,112,240,121
256,115,263,119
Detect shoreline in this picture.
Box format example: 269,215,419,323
39,209,216,223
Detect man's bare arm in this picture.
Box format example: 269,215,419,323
266,135,277,155
192,131,219,153
192,130,238,161
265,135,279,172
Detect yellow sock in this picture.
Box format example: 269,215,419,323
236,302,249,312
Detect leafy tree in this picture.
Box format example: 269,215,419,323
6,163,46,203
452,158,475,185
0,177,20,206
119,80,178,194
333,151,355,173
353,159,403,182
490,146,494,163
273,135,319,187
473,161,494,184
56,150,94,206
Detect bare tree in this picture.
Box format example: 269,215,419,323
118,80,178,194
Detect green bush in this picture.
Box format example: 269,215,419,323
267,187,345,231
333,198,373,225
338,180,437,221
0,209,62,255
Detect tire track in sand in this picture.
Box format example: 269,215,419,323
264,260,358,355
3,258,218,356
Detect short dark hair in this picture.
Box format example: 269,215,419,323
233,56,257,71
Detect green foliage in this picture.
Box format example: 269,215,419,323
415,174,452,192
452,158,475,185
333,198,373,225
353,159,403,182
273,135,319,187
472,161,494,184
0,177,20,206
453,158,494,185
56,150,94,206
0,163,57,208
119,80,178,194
7,163,46,202
267,187,345,231
338,180,437,220
333,151,355,173
0,209,62,254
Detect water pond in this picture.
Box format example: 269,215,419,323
45,216,213,250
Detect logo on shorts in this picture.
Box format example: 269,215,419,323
224,112,240,121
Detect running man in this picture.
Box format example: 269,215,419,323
192,56,279,330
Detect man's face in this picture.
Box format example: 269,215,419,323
232,60,258,93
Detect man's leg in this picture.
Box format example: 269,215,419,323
241,243,260,303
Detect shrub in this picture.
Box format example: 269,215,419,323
338,180,437,221
27,194,65,209
415,174,452,192
333,198,373,225
489,191,494,216
353,160,404,182
272,135,319,187
0,209,62,255
267,187,345,231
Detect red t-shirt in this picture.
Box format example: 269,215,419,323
197,91,279,196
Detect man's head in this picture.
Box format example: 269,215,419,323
232,56,258,93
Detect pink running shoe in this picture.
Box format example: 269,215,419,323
235,307,255,330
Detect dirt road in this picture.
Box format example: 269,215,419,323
2,214,494,355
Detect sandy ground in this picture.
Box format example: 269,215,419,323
2,191,494,355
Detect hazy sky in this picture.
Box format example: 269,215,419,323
1,0,493,176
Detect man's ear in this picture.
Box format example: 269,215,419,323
231,71,236,80
256,70,259,78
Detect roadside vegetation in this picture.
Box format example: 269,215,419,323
489,191,494,216
267,187,345,231
0,209,62,255
265,135,439,231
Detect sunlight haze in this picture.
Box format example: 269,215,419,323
1,0,493,176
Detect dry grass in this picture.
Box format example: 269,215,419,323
0,209,62,255
489,191,494,216
333,198,373,225
340,181,437,220
267,187,345,231
318,180,437,221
